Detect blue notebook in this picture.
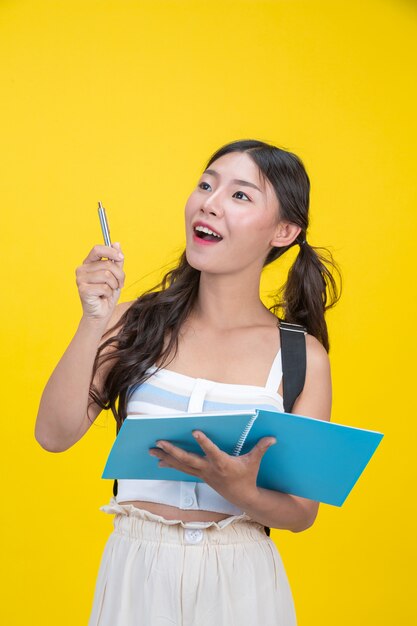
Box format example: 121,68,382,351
101,409,384,506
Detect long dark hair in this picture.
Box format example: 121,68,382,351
88,139,341,432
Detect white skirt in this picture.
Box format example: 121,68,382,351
88,497,297,626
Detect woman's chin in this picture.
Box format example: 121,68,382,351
185,248,222,273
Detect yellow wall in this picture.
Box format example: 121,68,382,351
1,0,416,623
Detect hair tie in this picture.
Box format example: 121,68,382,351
299,239,307,247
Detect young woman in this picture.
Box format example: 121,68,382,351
35,139,340,625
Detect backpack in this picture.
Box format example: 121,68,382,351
112,319,307,537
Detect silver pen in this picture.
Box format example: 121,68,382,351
98,201,112,246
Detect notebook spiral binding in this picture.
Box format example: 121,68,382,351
232,413,258,456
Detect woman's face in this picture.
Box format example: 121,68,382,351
184,151,282,275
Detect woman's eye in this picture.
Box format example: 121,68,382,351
233,191,250,202
197,182,250,201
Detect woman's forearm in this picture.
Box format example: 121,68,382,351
238,487,319,532
152,432,320,532
35,316,107,452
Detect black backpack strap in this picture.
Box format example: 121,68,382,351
264,320,307,538
279,320,307,413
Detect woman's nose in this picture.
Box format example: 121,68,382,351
201,193,224,216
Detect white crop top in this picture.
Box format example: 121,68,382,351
116,341,284,515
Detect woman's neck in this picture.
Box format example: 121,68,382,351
191,270,275,330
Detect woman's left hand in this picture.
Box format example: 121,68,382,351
148,431,277,509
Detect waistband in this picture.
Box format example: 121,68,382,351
100,497,268,545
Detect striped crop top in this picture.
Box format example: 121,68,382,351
116,343,284,515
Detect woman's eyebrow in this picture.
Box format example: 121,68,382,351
203,168,262,193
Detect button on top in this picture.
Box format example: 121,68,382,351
184,528,203,543
183,496,195,507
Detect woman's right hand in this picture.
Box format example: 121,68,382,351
75,243,125,323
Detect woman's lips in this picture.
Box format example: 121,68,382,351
192,232,223,246
192,221,223,238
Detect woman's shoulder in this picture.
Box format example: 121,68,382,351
294,333,331,420
305,333,329,366
102,300,137,338
111,299,137,322
116,300,136,315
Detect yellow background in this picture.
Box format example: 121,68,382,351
1,0,416,623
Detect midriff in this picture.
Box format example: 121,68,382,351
118,500,230,522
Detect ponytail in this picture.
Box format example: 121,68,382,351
270,239,342,352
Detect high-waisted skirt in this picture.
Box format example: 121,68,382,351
88,497,297,626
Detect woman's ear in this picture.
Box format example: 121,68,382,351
270,222,302,248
